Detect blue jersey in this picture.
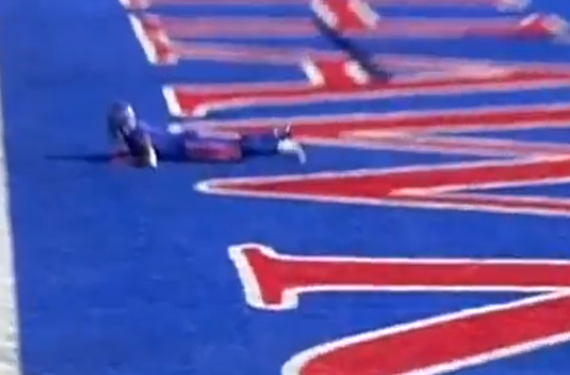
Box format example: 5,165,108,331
112,119,282,162
143,124,188,159
112,120,185,159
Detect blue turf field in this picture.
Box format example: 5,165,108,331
1,0,570,374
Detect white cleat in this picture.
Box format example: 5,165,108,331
278,138,307,164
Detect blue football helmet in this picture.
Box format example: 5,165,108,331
108,101,137,139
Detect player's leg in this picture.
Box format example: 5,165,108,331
240,126,306,163
184,135,244,162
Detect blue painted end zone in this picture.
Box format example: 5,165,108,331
0,0,569,375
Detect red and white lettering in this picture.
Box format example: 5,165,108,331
230,244,570,375
204,102,570,148
200,157,570,217
196,102,570,217
229,243,570,309
166,68,569,117
148,14,562,39
127,9,570,118
128,10,570,117
129,2,570,218
119,0,529,12
124,18,570,116
285,293,570,375
230,243,570,375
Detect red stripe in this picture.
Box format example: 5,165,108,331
124,0,521,9
301,294,570,375
239,245,570,307
146,14,555,39
171,70,569,115
400,193,570,216
214,158,570,197
229,245,570,374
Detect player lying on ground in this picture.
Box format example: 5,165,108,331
107,102,306,168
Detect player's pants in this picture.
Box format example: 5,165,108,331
239,132,280,156
180,131,281,161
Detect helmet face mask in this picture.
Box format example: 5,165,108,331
110,101,137,131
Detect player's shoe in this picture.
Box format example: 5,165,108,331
278,138,307,164
274,124,306,163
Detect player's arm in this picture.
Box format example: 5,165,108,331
144,136,158,168
135,132,158,169
108,122,130,159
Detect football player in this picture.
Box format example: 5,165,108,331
107,101,306,168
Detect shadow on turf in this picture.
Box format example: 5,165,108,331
45,153,244,165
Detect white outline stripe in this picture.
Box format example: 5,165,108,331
128,15,159,64
0,49,21,375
